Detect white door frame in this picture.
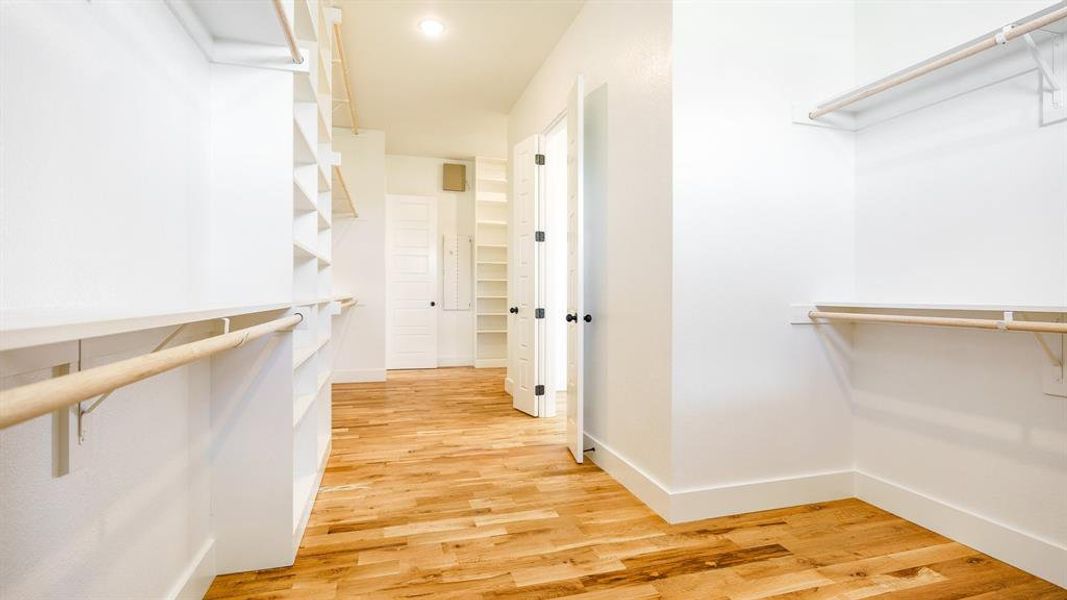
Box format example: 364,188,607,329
385,194,439,370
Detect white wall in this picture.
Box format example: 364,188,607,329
509,1,674,494
385,155,477,367
0,2,210,313
849,1,1067,586
332,129,387,383
671,0,856,507
0,3,295,597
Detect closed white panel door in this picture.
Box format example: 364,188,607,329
511,135,540,416
566,76,585,463
386,194,438,369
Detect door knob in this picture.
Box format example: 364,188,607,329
509,306,519,314
430,301,436,307
566,313,577,322
583,314,592,323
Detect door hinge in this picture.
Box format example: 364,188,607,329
535,231,545,242
535,308,545,319
535,384,545,396
535,153,545,165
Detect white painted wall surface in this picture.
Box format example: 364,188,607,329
0,328,214,599
849,1,1067,584
385,155,476,367
671,1,856,496
509,1,674,488
332,129,388,383
0,1,209,313
0,3,296,596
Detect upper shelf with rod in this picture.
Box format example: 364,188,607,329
795,2,1067,129
165,0,309,69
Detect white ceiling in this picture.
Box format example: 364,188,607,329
333,0,583,159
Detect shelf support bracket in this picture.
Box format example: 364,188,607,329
77,322,193,443
1022,33,1063,94
1032,332,1063,368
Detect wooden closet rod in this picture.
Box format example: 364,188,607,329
0,314,302,430
271,0,304,65
333,21,359,132
809,4,1067,119
809,310,1067,334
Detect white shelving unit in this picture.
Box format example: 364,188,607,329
289,0,341,555
474,157,509,368
173,0,349,573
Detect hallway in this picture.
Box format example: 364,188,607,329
205,369,1064,599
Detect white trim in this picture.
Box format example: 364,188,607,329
333,368,386,383
167,537,215,600
855,471,1067,589
477,358,508,368
583,433,672,519
577,449,1067,587
438,356,474,367
670,471,854,524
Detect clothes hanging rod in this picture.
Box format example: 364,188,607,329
271,0,304,65
808,310,1067,334
333,21,359,132
0,314,303,430
809,3,1067,119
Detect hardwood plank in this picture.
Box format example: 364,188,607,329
207,367,1066,599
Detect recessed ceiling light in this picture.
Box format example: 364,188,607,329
419,19,445,38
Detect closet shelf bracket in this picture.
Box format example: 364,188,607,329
1021,33,1063,97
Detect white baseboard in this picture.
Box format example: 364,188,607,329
583,433,851,524
855,471,1067,589
333,368,386,383
476,358,507,368
583,433,672,519
504,377,514,395
167,537,215,600
670,471,854,524
579,448,1067,588
438,356,474,367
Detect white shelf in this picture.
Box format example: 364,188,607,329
293,240,330,266
294,372,330,427
316,204,331,230
478,175,507,183
478,192,507,204
292,335,328,370
479,312,507,316
316,94,331,141
478,330,508,334
294,72,315,103
317,159,331,190
293,239,316,260
0,302,291,352
478,260,507,265
477,295,507,299
294,178,315,212
293,392,316,427
479,278,507,283
293,117,316,165
477,244,507,249
812,301,1067,313
478,220,507,227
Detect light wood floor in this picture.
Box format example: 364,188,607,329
207,367,1066,599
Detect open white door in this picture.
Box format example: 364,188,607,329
566,76,585,463
386,194,439,369
511,135,540,416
